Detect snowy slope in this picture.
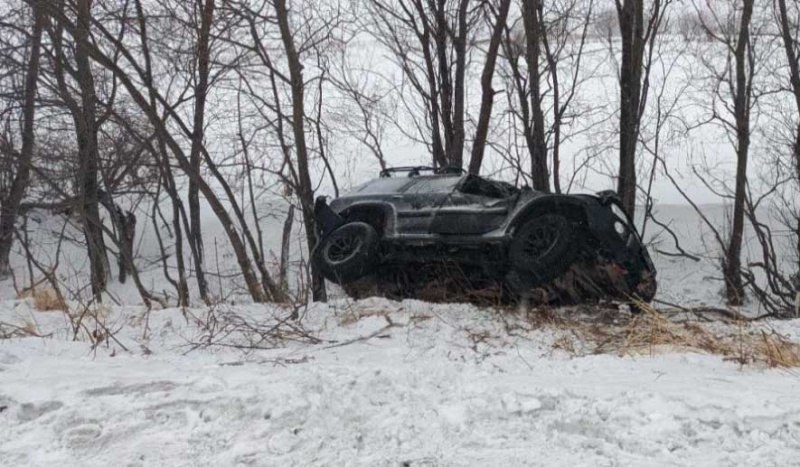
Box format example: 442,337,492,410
2,298,800,466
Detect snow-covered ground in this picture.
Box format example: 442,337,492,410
2,296,800,466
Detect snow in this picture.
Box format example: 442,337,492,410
2,298,800,466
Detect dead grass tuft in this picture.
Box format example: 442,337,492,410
17,286,68,312
512,301,800,369
754,330,800,368
591,305,733,357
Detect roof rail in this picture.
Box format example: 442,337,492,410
379,166,465,178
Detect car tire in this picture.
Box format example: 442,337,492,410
508,214,579,287
315,222,379,284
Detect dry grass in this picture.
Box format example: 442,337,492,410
591,306,732,357
754,329,800,368
512,302,800,369
17,286,68,312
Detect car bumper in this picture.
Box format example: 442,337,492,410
314,197,345,237
585,191,658,301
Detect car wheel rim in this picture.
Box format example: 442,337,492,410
326,235,363,264
521,218,561,260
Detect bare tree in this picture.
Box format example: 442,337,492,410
541,0,594,194
777,0,800,219
725,0,755,306
132,0,191,306
187,0,215,302
469,0,512,175
694,0,755,305
228,0,344,302
37,0,292,302
364,0,479,169
522,0,550,191
739,0,800,315
47,0,109,298
272,0,327,301
0,1,44,277
615,0,670,216
499,0,595,191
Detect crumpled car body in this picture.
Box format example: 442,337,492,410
313,167,657,305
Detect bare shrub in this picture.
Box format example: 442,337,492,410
186,305,321,353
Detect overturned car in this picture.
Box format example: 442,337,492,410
313,167,656,305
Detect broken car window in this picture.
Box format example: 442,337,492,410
458,175,518,199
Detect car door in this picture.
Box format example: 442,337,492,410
394,176,463,234
429,175,514,235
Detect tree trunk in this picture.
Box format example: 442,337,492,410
433,0,454,165
273,0,326,301
616,0,645,217
777,0,800,215
469,0,511,175
97,192,135,284
280,203,295,293
724,0,754,306
778,0,800,115
187,0,214,301
74,0,108,298
450,0,469,168
157,152,191,306
0,2,44,278
523,0,550,192
776,0,800,301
